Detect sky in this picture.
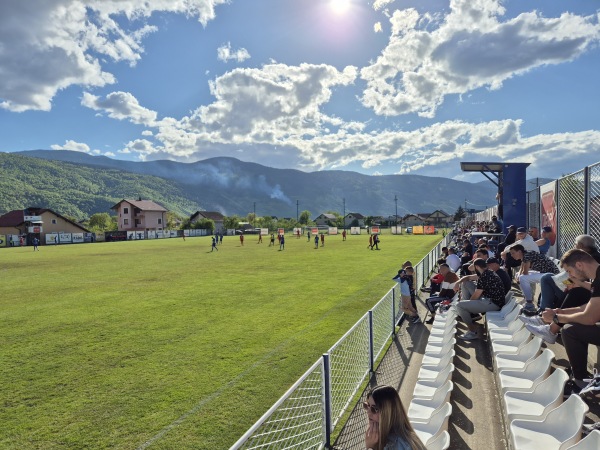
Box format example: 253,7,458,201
1,0,599,182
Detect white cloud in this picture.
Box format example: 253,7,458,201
217,42,251,63
374,22,383,33
82,91,157,126
0,0,228,112
361,0,600,117
373,0,396,11
51,140,92,153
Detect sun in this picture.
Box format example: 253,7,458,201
330,0,351,15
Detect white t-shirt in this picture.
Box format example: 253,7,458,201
446,254,462,272
506,235,539,253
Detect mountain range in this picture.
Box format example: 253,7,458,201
2,150,501,220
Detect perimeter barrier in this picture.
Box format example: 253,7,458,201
230,233,451,449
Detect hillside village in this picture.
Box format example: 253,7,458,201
0,200,457,247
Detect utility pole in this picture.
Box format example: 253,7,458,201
296,200,299,224
253,202,256,227
394,194,398,234
343,198,346,231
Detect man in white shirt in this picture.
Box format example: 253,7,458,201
446,247,462,273
501,226,539,277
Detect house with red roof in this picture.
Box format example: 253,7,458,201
111,198,168,232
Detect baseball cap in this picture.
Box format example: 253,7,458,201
486,257,499,265
507,225,516,230
516,227,527,233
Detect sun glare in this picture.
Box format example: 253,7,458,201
330,0,351,15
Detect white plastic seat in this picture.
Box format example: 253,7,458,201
490,327,532,356
504,368,569,423
486,304,522,331
425,430,450,450
425,337,456,355
427,327,456,343
411,403,452,446
431,318,457,332
485,292,516,321
510,394,589,450
408,380,454,422
422,349,455,366
498,348,554,395
418,360,455,382
413,365,455,399
564,430,600,449
495,337,542,371
488,318,525,341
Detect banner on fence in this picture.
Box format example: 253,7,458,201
0,235,5,247
351,227,361,235
46,233,59,245
424,225,435,235
311,227,319,235
277,228,285,236
183,229,190,237
540,181,558,258
391,226,401,235
413,226,424,234
371,226,380,234
329,227,338,235
95,232,105,242
260,228,269,236
59,232,72,243
72,233,84,243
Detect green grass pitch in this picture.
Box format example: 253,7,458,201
0,232,442,449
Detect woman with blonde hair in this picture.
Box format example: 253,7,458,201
364,385,426,450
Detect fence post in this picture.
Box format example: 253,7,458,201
368,310,374,373
392,287,396,336
584,166,590,234
322,353,332,449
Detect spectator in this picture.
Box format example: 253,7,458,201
521,235,600,342
510,244,559,312
538,250,600,395
446,247,462,272
497,225,517,255
529,226,540,240
394,269,420,323
486,257,511,295
535,226,552,255
364,385,426,450
501,227,539,278
404,266,417,312
425,263,459,324
455,258,506,340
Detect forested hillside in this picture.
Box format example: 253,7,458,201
0,153,202,219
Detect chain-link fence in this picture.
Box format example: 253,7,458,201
589,162,600,241
230,234,450,449
527,188,540,231
525,162,600,259
557,169,586,255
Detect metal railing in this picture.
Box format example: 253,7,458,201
230,234,451,449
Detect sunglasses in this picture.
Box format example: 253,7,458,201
362,401,379,414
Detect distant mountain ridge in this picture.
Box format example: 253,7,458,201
6,150,499,219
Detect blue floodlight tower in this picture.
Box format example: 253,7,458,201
460,162,530,230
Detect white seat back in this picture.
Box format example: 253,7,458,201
565,430,600,449
510,395,589,450
425,430,450,450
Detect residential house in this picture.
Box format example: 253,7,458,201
427,210,453,228
0,207,90,246
190,211,225,233
111,199,167,232
315,213,337,227
402,214,428,227
344,212,365,228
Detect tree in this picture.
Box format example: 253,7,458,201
454,205,467,221
223,215,241,230
192,218,215,232
166,211,183,229
298,210,311,225
87,213,116,232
